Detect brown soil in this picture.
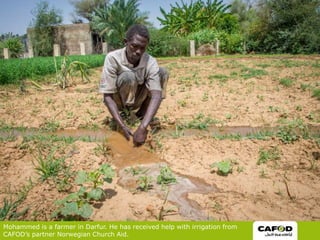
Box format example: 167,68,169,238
0,55,319,221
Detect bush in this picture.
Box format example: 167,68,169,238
149,29,189,57
187,29,244,54
0,38,24,58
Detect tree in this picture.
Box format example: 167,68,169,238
69,0,109,22
249,0,320,53
158,1,204,36
229,0,258,52
30,1,62,56
157,0,231,36
91,0,149,49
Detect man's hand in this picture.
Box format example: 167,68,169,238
133,125,148,146
120,124,133,140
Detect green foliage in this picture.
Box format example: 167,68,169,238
248,0,320,53
54,56,90,89
29,1,63,56
34,151,66,181
277,119,309,144
312,88,320,100
0,38,24,58
158,0,231,36
91,0,148,49
279,78,294,87
0,182,32,220
177,113,219,130
240,67,268,79
187,28,220,46
210,160,233,176
186,28,243,54
0,55,104,85
137,175,153,191
148,29,189,57
53,164,114,220
70,0,108,22
257,147,281,165
157,166,177,185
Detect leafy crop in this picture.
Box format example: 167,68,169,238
277,119,309,144
137,175,153,191
312,88,320,100
157,166,177,185
210,160,233,176
257,147,281,165
0,54,104,84
177,113,219,130
54,56,90,89
53,164,114,220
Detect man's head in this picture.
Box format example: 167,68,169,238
124,24,150,66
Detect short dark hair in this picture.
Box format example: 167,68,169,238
125,24,150,42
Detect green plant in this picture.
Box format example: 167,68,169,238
94,141,112,158
300,83,311,91
177,113,220,130
312,88,320,100
137,175,153,191
29,1,62,56
0,37,23,58
53,164,114,220
279,78,294,87
125,166,148,176
210,160,233,176
240,67,267,79
54,56,90,89
257,147,281,165
157,166,177,185
34,151,65,182
0,179,33,220
40,119,60,132
208,74,229,85
277,119,309,143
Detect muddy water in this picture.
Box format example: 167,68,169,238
105,132,162,168
104,132,217,220
118,163,217,220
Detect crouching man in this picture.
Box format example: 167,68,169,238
99,24,168,146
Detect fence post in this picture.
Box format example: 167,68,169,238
190,40,195,57
216,39,220,56
102,42,108,54
53,44,61,56
3,48,10,59
80,42,86,55
28,46,34,58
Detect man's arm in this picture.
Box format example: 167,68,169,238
103,93,133,140
133,90,162,145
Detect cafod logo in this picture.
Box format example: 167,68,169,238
253,221,297,240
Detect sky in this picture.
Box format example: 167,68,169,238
0,0,230,35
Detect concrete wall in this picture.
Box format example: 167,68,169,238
55,23,93,55
27,23,94,56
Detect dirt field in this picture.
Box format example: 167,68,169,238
0,55,319,221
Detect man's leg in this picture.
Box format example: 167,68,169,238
112,71,138,111
136,67,169,119
159,67,169,99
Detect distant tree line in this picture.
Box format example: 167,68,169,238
1,0,319,58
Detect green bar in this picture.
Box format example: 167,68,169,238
1,221,318,240
298,222,320,240
0,221,251,240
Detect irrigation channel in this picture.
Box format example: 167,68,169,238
1,125,320,220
